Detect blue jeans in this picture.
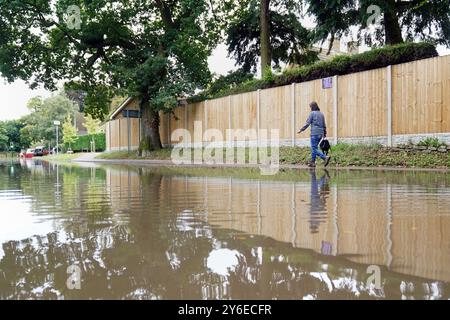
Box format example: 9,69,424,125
310,135,327,162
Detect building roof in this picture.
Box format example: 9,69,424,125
109,97,135,120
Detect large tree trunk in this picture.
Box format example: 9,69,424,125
383,2,403,45
260,0,271,77
140,98,162,153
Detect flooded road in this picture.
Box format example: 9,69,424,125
0,159,449,299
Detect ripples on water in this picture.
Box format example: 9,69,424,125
0,159,449,300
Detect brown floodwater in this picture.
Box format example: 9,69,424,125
0,159,449,300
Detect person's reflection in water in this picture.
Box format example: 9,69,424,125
309,169,330,234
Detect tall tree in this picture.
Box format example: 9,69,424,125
0,124,8,151
83,114,102,152
305,0,450,47
227,0,317,74
383,0,403,45
260,0,272,75
83,114,102,136
21,94,77,147
0,0,232,151
62,116,78,150
0,120,26,152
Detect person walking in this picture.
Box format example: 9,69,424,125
298,101,331,168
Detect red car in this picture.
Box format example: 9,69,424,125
21,148,35,159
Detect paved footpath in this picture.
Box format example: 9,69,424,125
74,153,102,161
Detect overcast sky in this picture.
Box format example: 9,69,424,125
0,43,448,121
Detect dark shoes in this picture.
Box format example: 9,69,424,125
324,156,331,167
308,157,331,168
308,161,316,168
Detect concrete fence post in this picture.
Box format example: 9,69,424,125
127,115,131,153
184,104,188,146
204,100,208,145
257,89,261,146
118,119,121,151
228,95,232,147
291,83,296,146
138,117,141,148
333,75,338,145
229,96,232,130
108,121,112,151
167,113,171,148
387,65,393,147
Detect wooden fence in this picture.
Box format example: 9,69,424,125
106,54,450,151
106,117,141,152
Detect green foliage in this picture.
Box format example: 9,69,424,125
191,42,437,101
305,0,450,47
278,42,437,85
83,114,102,135
43,153,81,162
62,116,78,148
417,137,447,148
262,67,276,83
208,70,255,96
20,93,78,147
82,114,103,152
65,82,114,121
0,120,27,151
67,133,106,152
0,124,7,150
189,69,255,102
0,0,234,147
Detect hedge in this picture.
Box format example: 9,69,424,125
66,133,106,152
189,42,438,103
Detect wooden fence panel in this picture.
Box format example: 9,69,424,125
170,107,187,144
393,55,450,135
105,122,110,151
159,111,168,145
230,92,257,140
206,96,230,142
295,79,334,140
338,68,387,137
443,56,450,132
130,118,140,149
119,118,128,149
187,101,205,143
111,119,120,150
260,86,292,140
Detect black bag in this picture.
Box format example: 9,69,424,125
319,137,331,155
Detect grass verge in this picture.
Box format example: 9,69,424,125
96,143,450,169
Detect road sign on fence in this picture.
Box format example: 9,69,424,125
322,77,333,89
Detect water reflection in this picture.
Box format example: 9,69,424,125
0,160,449,299
309,169,330,234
